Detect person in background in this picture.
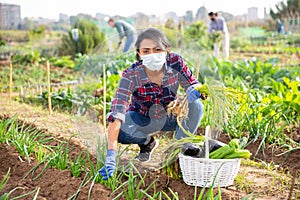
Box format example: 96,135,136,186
107,17,137,53
276,19,285,34
98,27,206,180
207,12,230,59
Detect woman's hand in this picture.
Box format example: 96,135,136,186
98,119,121,180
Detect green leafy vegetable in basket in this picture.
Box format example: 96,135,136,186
209,137,251,159
223,149,252,159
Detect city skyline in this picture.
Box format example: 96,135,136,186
2,0,281,20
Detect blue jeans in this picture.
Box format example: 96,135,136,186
123,33,137,53
118,99,204,145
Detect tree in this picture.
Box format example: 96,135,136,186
184,21,209,50
270,0,300,20
165,18,176,30
60,18,107,57
29,25,46,41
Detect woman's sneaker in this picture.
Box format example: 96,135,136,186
135,137,159,162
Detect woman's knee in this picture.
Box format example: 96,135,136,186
117,127,148,145
117,130,132,144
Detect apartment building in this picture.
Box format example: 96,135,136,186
0,3,21,30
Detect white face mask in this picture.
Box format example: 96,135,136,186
141,52,166,71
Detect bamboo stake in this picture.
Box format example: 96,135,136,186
39,85,42,94
268,37,271,55
46,61,52,114
19,85,23,97
195,59,200,80
102,64,106,132
9,62,13,104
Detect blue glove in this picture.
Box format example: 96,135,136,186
186,85,206,103
98,150,116,180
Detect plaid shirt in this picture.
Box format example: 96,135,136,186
107,52,199,123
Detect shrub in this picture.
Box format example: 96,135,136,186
60,18,107,57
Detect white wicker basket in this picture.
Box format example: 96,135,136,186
178,126,241,188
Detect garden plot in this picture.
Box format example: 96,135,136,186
0,96,299,199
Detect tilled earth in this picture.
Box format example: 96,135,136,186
0,96,299,199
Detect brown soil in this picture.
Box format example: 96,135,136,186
0,143,111,200
116,131,299,200
216,127,300,172
0,96,299,200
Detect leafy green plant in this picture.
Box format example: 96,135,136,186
12,50,42,66
192,163,224,200
1,117,50,163
49,56,75,69
0,170,40,200
0,168,10,191
49,142,72,170
209,31,223,44
70,151,87,178
112,162,156,200
60,18,107,57
0,187,40,200
68,172,91,200
183,21,209,50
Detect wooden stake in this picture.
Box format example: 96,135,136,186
19,85,23,97
46,61,52,114
268,37,271,55
102,64,106,132
195,59,200,80
9,62,13,104
39,85,42,94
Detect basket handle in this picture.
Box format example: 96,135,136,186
205,125,211,159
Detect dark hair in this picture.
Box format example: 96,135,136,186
135,27,171,61
215,12,218,16
108,18,114,23
208,12,214,16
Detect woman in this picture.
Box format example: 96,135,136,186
99,27,205,180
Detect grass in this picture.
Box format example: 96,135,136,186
235,170,254,193
239,158,298,198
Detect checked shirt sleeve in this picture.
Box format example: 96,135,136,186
176,55,202,98
107,70,134,123
176,55,200,91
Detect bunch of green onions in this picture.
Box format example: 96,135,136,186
161,83,241,167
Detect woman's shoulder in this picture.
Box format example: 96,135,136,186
122,61,143,76
167,52,184,63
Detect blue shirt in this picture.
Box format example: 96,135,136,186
114,20,137,40
208,16,228,35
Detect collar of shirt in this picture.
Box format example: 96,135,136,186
135,60,174,87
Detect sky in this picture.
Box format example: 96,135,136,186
2,0,282,20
